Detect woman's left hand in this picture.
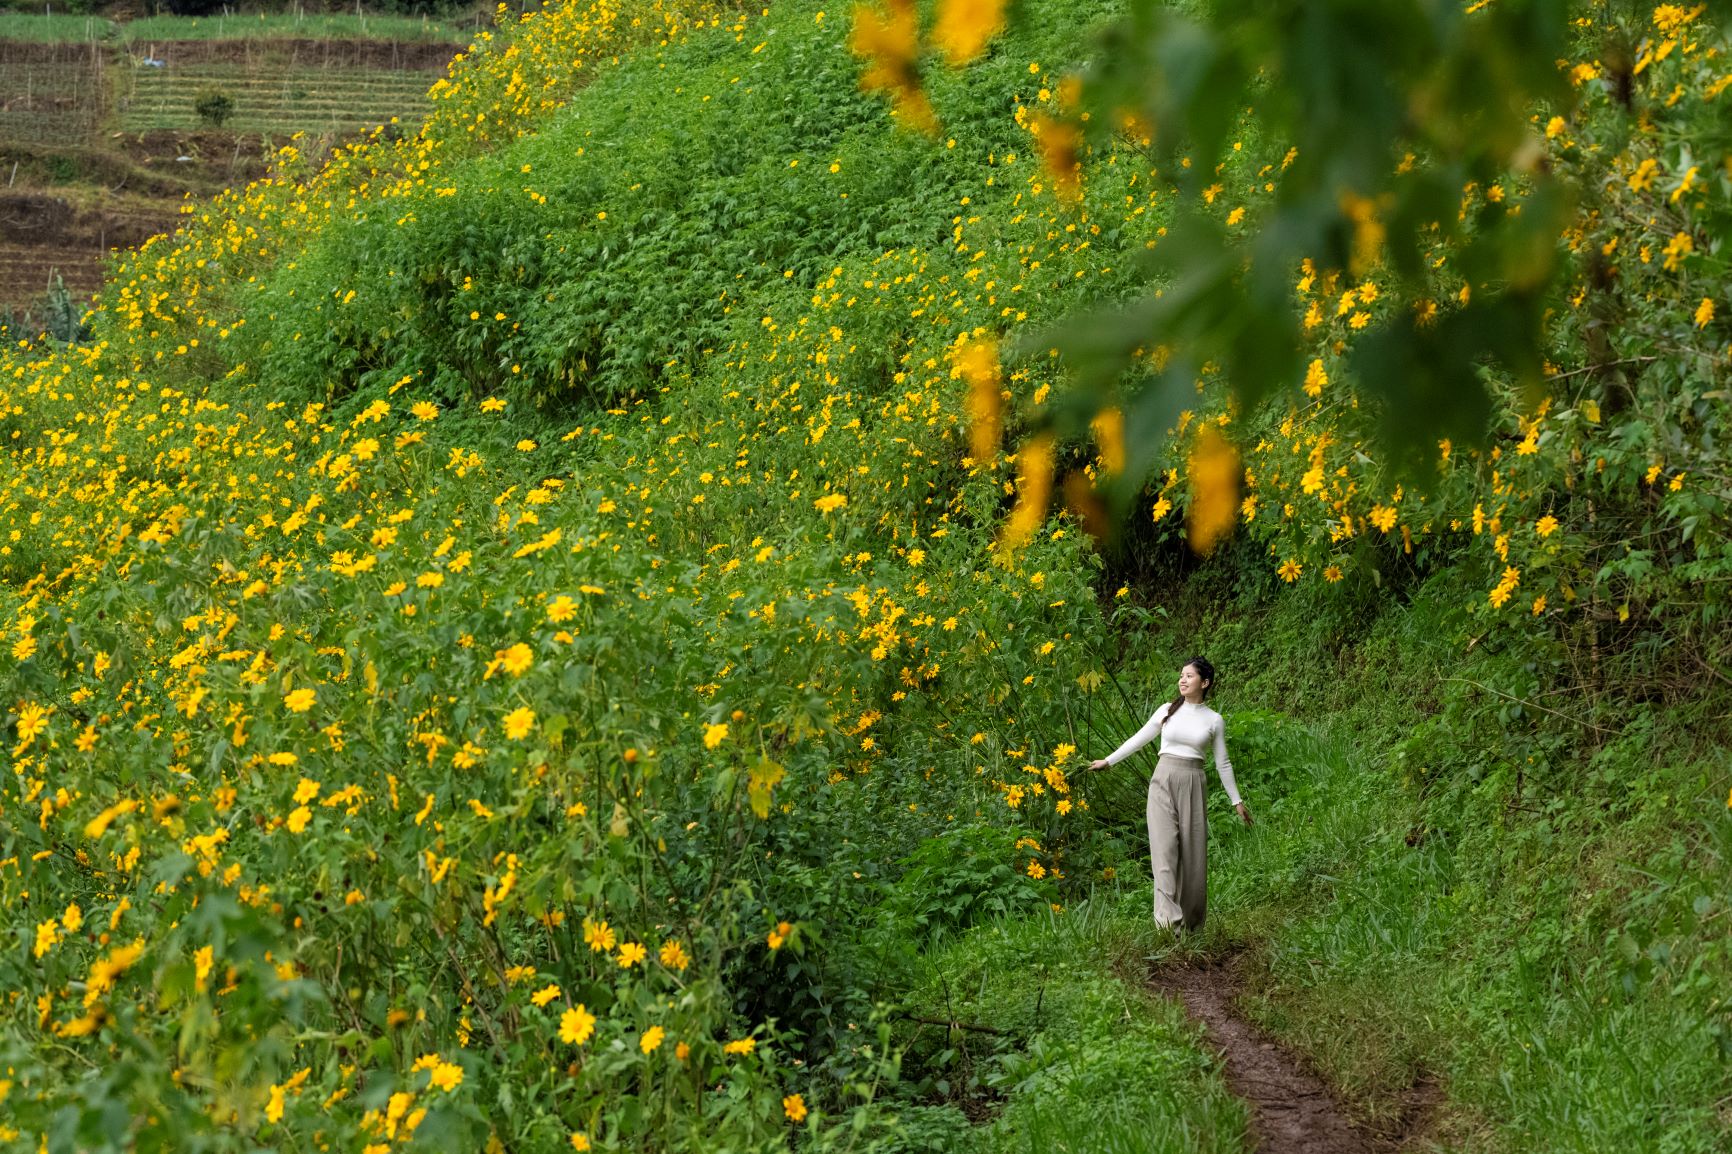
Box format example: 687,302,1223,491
1234,801,1253,826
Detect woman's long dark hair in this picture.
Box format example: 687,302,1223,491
1160,654,1217,727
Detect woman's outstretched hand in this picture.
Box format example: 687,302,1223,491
1089,759,1109,770
1234,801,1253,826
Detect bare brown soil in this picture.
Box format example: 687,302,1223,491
1150,955,1442,1154
0,190,175,313
0,41,108,67
119,127,276,185
3,127,288,201
0,190,167,248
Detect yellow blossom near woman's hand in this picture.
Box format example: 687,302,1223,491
640,1025,665,1053
283,687,316,713
783,1093,808,1122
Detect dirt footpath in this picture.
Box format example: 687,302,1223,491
1150,955,1441,1153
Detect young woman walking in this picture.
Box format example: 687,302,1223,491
1089,656,1251,931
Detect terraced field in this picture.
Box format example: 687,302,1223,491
0,41,106,147
119,62,435,134
0,32,460,321
0,190,167,314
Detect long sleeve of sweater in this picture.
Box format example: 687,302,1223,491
1210,721,1242,808
1103,708,1166,767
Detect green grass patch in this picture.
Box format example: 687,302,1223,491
885,900,1249,1154
1083,574,1732,1152
0,11,112,42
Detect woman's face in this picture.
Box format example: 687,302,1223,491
1178,663,1209,700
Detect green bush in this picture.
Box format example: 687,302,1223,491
193,85,235,127
882,826,1056,941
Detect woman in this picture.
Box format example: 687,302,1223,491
1089,655,1251,931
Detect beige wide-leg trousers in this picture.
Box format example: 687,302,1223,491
1147,753,1207,930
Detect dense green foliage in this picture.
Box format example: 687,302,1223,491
1117,552,1732,1152
0,0,1728,1151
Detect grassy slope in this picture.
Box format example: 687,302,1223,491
1,2,1260,1150
906,906,1249,1154
1014,542,1732,1153
923,548,1729,1152
341,2,1732,1144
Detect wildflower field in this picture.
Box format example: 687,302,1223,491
2,1,1729,1151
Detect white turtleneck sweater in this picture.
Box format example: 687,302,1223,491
1104,700,1242,806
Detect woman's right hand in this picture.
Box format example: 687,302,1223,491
1088,759,1109,770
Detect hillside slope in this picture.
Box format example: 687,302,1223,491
0,1,1728,1152
0,2,1160,1149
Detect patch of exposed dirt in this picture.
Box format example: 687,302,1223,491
0,41,109,68
117,127,276,188
1150,954,1442,1153
0,190,170,249
2,129,276,196
0,190,176,312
